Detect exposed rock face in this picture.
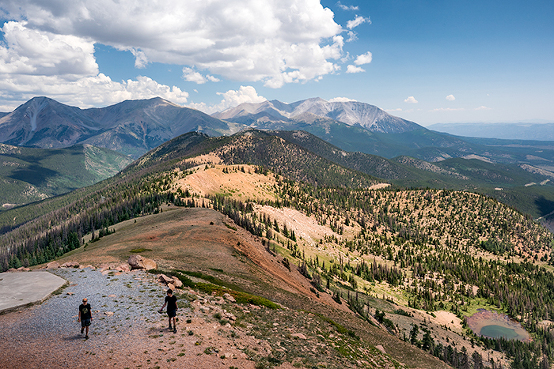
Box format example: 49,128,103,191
117,264,131,273
172,276,183,288
158,274,174,284
128,255,157,270
46,261,60,269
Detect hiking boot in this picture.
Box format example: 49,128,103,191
85,335,89,340
173,328,177,334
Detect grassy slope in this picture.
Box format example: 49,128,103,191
0,144,132,209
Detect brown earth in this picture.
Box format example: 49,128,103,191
36,206,448,369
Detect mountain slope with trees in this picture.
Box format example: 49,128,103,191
0,143,132,209
2,128,554,367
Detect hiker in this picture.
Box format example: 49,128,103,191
78,298,92,339
159,289,178,333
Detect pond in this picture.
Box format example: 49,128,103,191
480,324,519,340
466,309,530,342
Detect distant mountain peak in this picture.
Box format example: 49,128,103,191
214,97,421,133
0,96,235,158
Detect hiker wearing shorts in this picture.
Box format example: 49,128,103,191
78,298,92,339
159,289,178,333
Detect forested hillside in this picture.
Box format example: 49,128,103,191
2,129,554,368
0,143,132,209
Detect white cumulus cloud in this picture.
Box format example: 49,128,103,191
337,2,359,11
182,67,219,84
354,51,372,65
0,21,98,77
1,0,345,89
329,97,357,102
0,20,188,109
189,85,266,114
404,96,418,104
475,106,492,110
346,15,370,30
346,65,365,73
446,94,455,101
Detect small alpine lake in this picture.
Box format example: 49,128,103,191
480,324,519,340
466,309,530,342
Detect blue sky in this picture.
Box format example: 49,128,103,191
0,0,552,125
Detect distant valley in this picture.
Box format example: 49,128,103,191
0,144,132,210
429,122,554,141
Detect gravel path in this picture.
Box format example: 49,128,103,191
0,268,263,369
0,268,182,368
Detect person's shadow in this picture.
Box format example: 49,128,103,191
62,334,86,341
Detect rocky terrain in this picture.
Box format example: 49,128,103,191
1,259,406,369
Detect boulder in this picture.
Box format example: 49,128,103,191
291,333,307,339
223,312,236,321
171,276,183,288
375,345,386,354
142,258,157,270
158,274,174,284
61,261,80,268
117,264,130,273
223,293,236,303
128,255,157,270
46,261,60,269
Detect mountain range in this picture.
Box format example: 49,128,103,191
4,96,554,167
0,96,237,158
2,96,554,225
213,97,421,133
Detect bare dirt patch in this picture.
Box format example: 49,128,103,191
175,164,278,202
431,310,463,333
254,204,339,245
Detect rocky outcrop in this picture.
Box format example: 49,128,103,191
171,276,183,288
46,261,60,269
128,255,157,270
158,274,174,284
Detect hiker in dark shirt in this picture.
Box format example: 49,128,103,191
159,289,178,333
78,298,92,339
